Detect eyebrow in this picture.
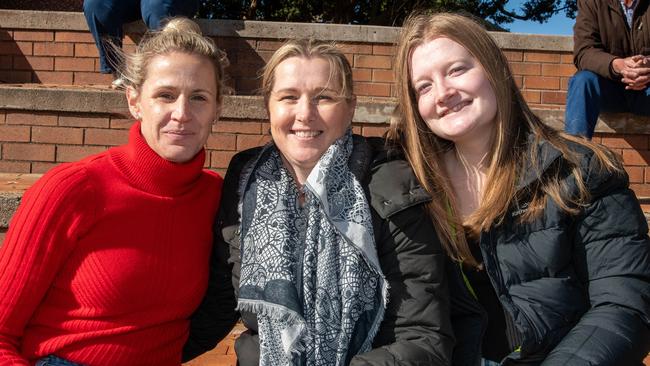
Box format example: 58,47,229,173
272,87,340,94
152,85,215,95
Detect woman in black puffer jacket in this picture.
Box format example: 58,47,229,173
390,12,650,366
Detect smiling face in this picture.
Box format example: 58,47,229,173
410,37,497,146
268,56,355,181
127,51,220,163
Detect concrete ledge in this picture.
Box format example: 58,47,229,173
1,85,648,134
0,9,573,51
0,173,40,227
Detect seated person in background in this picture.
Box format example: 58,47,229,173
564,0,650,139
0,18,236,366
83,0,199,88
183,39,454,366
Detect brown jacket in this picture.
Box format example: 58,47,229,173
574,0,650,80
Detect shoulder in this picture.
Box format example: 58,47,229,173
363,137,431,219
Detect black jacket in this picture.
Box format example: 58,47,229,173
450,137,650,365
184,136,454,365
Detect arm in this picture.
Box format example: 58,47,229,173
542,158,650,365
350,204,454,366
0,165,94,365
573,0,620,80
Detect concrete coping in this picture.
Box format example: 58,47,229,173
1,84,648,134
0,9,573,51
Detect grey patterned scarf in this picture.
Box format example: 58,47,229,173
237,130,388,366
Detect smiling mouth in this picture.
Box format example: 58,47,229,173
292,130,322,138
440,100,471,117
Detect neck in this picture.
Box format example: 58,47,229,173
453,136,492,171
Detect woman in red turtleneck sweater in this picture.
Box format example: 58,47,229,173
0,18,237,366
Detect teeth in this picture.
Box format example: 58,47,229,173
451,102,467,112
294,130,321,137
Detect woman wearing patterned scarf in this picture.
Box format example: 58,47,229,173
183,39,454,365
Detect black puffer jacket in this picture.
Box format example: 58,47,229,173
450,137,650,365
184,136,454,365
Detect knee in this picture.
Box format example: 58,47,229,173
569,70,600,90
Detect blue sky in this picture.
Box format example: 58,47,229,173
505,1,575,35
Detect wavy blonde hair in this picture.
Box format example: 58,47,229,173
388,12,621,266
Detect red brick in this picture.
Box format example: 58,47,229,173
0,70,32,83
625,166,644,183
31,162,59,174
34,71,73,84
57,145,107,162
110,117,134,129
372,69,394,83
0,55,11,70
206,134,236,150
601,135,648,149
59,114,110,128
372,44,395,56
236,134,271,150
0,112,5,124
4,143,55,161
55,57,95,72
541,63,576,77
645,168,650,183
210,150,236,169
0,126,30,142
524,52,561,63
33,42,74,57
73,72,114,85
354,82,391,97
622,149,650,166
32,126,83,144
256,40,285,51
213,121,261,134
74,43,100,58
338,43,373,55
354,54,392,69
0,41,33,55
55,32,95,43
503,50,523,62
541,91,566,105
352,68,372,82
13,31,54,42
521,90,541,104
0,160,30,173
560,54,574,64
560,77,570,90
13,56,54,71
510,62,541,76
361,126,387,137
6,112,57,126
257,50,275,63
524,76,560,90
84,128,129,146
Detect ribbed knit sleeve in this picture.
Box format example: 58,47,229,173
0,163,96,365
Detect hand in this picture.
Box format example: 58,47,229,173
612,55,650,90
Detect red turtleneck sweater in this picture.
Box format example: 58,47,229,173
0,123,223,366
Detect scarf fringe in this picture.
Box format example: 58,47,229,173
238,299,311,356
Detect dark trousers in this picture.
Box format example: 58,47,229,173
564,70,650,138
83,0,199,74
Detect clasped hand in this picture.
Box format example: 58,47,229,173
612,55,650,90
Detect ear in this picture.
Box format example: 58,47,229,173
126,86,141,120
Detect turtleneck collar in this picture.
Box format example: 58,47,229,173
109,121,206,197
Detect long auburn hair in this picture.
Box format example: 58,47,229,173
388,12,621,266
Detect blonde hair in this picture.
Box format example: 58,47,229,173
389,12,621,266
119,17,228,103
260,39,354,105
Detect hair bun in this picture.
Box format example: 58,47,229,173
162,17,202,36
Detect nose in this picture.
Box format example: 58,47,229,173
435,78,456,106
295,96,315,123
171,96,191,123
